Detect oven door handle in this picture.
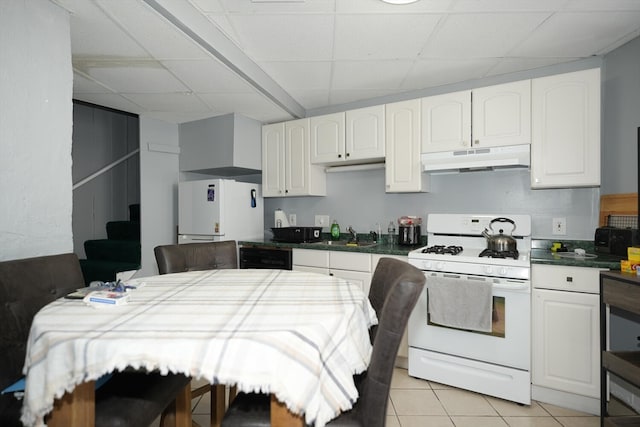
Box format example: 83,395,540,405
437,273,529,291
491,282,530,291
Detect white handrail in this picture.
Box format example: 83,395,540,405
72,149,140,190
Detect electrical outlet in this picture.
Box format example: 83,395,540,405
552,217,566,235
315,215,330,227
288,214,296,226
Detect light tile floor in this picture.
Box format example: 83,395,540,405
153,367,604,427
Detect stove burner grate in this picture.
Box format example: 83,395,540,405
479,248,519,260
422,245,464,255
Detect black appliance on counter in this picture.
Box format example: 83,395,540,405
594,227,640,257
239,246,292,270
271,226,322,243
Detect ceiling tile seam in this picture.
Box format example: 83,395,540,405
93,0,208,97
500,12,557,60
145,0,305,119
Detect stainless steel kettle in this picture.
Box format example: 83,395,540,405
482,217,517,252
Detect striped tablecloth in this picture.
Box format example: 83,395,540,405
21,269,377,427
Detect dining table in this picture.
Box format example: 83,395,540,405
21,268,377,427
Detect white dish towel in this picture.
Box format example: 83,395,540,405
427,276,493,333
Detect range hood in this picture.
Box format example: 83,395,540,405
421,144,530,173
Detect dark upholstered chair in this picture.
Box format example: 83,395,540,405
0,253,190,427
154,240,239,427
154,240,238,274
221,257,426,427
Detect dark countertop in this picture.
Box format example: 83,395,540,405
240,238,624,270
239,239,418,257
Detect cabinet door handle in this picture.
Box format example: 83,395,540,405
345,152,350,158
338,154,342,158
474,139,480,145
566,276,573,282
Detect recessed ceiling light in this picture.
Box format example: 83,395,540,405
380,0,419,4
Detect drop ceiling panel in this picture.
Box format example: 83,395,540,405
65,1,150,58
98,0,210,60
328,89,397,106
334,14,442,60
563,0,640,11
258,61,332,90
450,0,565,12
199,92,290,122
226,14,335,61
287,89,330,110
123,92,211,112
162,59,254,92
512,11,640,57
82,65,189,93
332,60,414,90
336,0,454,13
403,58,498,90
489,57,579,76
215,0,336,14
421,13,551,58
73,72,112,93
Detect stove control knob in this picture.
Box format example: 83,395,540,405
422,261,432,269
484,266,493,275
435,262,444,270
500,267,507,276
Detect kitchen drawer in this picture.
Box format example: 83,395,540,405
330,252,371,272
532,264,602,294
292,248,329,268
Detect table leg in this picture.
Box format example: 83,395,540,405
270,394,303,427
46,380,95,427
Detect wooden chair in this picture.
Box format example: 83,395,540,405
220,257,426,427
0,253,190,427
154,240,239,427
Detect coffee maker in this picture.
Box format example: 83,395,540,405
398,216,422,246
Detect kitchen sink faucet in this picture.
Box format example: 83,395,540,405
347,226,357,242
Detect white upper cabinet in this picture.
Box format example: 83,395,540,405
262,119,326,197
385,99,429,193
421,90,471,153
472,80,531,148
531,68,601,188
346,105,385,162
311,106,385,165
310,112,345,164
421,81,530,153
262,122,286,197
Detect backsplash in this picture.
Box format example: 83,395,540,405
263,168,600,241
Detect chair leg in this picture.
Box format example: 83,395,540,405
210,384,225,427
160,382,192,427
228,385,237,404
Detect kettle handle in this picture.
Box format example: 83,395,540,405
489,217,516,234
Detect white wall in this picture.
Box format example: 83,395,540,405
138,117,180,277
0,0,73,260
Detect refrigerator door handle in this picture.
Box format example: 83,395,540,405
251,189,257,208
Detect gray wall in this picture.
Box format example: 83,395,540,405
138,117,180,277
72,102,139,258
0,0,73,260
602,36,640,196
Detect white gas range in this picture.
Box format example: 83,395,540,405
407,213,532,405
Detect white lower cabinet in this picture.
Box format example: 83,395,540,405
292,249,372,293
532,264,604,415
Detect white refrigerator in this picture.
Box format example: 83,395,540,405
178,179,264,244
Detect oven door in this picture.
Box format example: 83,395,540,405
408,271,530,370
